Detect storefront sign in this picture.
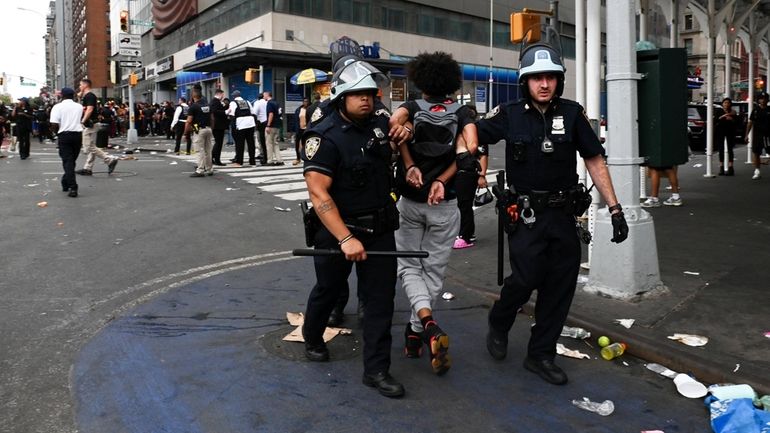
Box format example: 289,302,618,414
195,40,215,60
329,36,380,60
157,56,174,74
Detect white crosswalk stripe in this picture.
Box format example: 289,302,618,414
168,148,310,201
167,146,502,203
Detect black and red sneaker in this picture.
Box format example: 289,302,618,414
423,321,450,375
404,323,423,358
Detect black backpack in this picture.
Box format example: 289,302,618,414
396,99,461,202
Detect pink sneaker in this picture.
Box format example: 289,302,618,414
453,237,474,249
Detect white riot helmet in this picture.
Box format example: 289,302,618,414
329,60,389,102
518,43,566,98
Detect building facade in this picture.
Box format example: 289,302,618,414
71,0,113,96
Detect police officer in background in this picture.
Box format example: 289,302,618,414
49,87,83,197
301,60,410,398
476,43,628,385
186,86,213,177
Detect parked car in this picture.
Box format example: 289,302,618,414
687,103,746,151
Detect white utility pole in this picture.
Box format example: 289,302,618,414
584,0,664,299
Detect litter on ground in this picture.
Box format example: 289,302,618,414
615,319,635,329
667,333,708,346
283,312,351,343
556,343,590,359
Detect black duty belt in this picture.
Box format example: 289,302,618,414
526,190,570,210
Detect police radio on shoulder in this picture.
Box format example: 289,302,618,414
607,203,622,214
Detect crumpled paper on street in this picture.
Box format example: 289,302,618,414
283,312,352,343
556,343,590,359
667,333,708,347
615,319,635,329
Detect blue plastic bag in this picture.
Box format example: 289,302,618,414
707,397,770,433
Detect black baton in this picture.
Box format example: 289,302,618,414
496,170,505,286
293,249,429,258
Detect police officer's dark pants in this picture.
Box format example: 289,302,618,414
455,170,478,241
58,131,82,191
18,130,31,158
233,127,256,165
174,123,191,154
257,122,268,163
212,128,225,163
304,229,397,375
488,208,581,361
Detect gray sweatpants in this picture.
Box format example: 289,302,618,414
395,196,460,333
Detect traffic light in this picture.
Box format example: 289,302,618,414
510,12,541,44
0,77,4,86
120,10,129,32
19,76,24,84
755,78,765,89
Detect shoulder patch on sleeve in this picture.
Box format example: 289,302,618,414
304,136,321,160
484,105,500,119
311,107,324,123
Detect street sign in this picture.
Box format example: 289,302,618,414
118,33,141,50
131,19,154,27
21,82,36,87
119,48,142,57
120,60,143,68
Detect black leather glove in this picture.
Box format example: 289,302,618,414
611,211,629,243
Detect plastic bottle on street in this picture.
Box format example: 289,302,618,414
571,397,615,416
561,326,591,339
600,342,627,360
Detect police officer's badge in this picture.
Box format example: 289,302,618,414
311,107,323,123
305,136,321,159
551,116,565,134
484,105,500,119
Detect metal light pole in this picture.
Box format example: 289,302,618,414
488,0,494,114
126,0,138,146
584,0,663,300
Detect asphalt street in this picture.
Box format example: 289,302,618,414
1,135,765,432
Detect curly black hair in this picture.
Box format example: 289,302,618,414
407,51,462,97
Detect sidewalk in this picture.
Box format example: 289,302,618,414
451,149,770,395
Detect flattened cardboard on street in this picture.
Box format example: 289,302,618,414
283,312,351,343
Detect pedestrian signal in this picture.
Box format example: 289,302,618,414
245,68,260,84
120,10,129,32
129,73,138,86
0,77,4,85
19,76,24,84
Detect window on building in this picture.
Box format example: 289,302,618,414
684,14,693,30
334,0,352,22
684,38,693,55
352,1,370,25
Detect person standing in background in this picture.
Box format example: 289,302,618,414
49,87,83,197
293,97,309,166
226,90,257,167
265,91,284,166
253,92,268,165
210,89,228,166
745,92,770,180
76,79,118,175
171,97,191,155
186,87,214,177
716,97,738,176
11,98,34,160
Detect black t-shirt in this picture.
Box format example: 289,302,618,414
81,92,97,126
188,98,210,128
266,99,281,127
749,106,770,137
209,98,228,130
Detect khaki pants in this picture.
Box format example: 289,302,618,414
193,127,213,174
81,127,112,170
265,127,282,163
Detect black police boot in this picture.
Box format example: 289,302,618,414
523,356,568,385
304,342,329,362
486,321,508,361
327,307,344,327
727,166,735,176
362,371,405,398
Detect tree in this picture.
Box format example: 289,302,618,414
0,93,12,106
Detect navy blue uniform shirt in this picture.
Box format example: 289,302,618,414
476,98,604,192
188,98,210,128
302,109,393,216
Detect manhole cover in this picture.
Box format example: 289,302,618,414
261,325,362,362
